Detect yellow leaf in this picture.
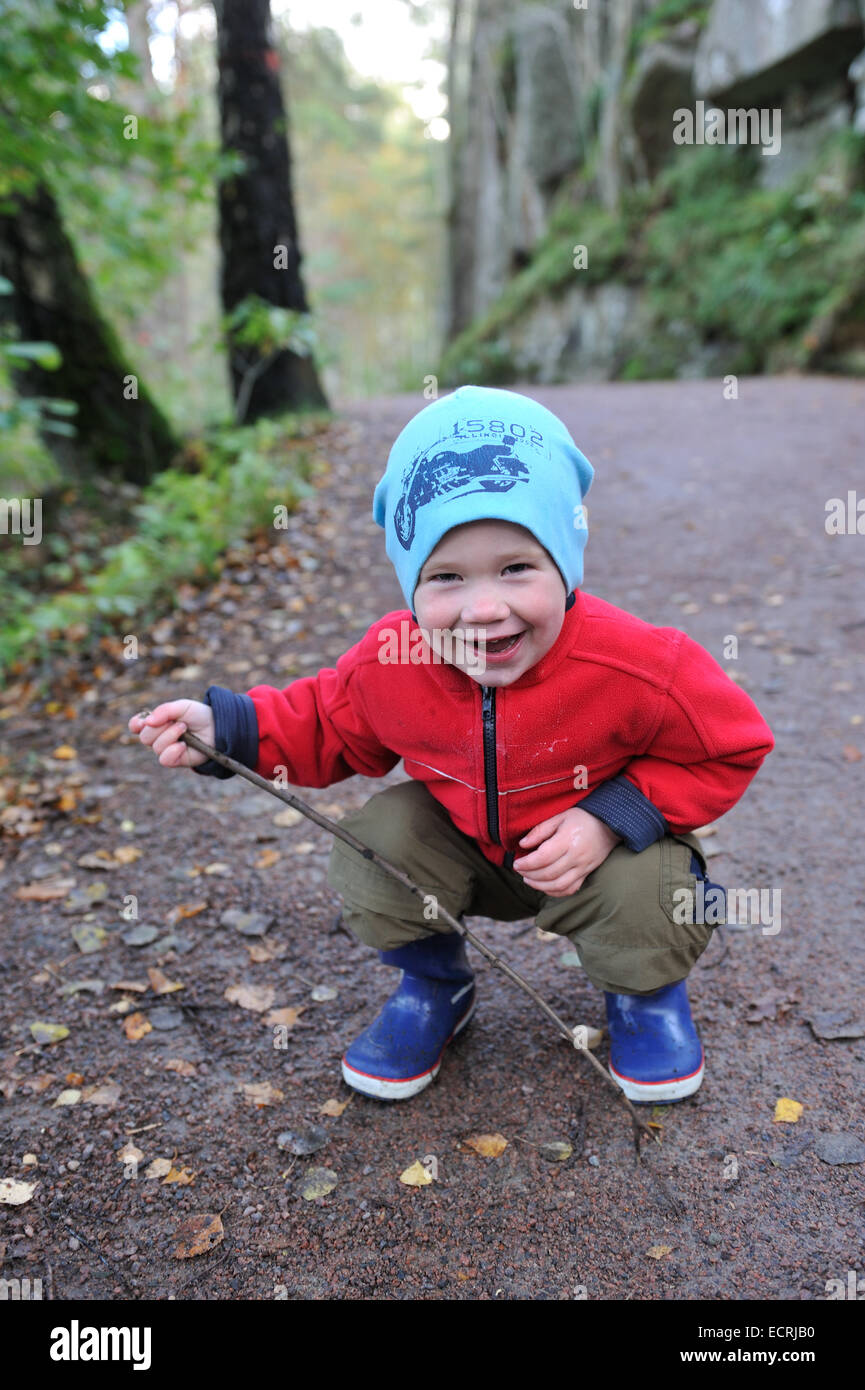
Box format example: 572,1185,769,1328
464,1133,508,1158
647,1245,673,1259
773,1097,803,1123
255,848,281,869
124,1011,152,1042
400,1160,433,1187
163,1164,196,1186
52,745,77,760
300,1167,338,1200
318,1097,350,1117
29,1021,70,1045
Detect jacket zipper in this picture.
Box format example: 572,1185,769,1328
481,685,500,844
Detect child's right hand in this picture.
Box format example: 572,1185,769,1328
127,700,215,769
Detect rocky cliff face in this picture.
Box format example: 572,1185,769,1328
445,0,865,379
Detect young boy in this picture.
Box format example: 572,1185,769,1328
129,385,774,1106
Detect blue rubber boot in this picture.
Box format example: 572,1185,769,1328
605,979,704,1104
342,932,476,1100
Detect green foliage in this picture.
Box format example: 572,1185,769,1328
0,274,77,489
628,0,710,63
0,415,325,679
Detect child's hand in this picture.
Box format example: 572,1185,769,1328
512,806,621,898
127,700,215,770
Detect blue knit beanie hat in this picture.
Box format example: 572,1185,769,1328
372,385,594,613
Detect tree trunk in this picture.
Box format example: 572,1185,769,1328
214,0,328,420
0,181,180,483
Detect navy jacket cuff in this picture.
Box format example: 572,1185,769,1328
578,775,669,852
191,686,259,779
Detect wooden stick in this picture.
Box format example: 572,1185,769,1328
179,729,655,1157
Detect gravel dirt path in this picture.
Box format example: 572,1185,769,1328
2,375,864,1303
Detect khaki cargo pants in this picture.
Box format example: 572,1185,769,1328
327,780,723,996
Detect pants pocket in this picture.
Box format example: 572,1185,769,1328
659,835,702,926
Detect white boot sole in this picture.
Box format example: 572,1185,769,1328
341,996,477,1101
608,1055,704,1104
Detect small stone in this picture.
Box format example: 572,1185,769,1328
807,1011,865,1042
220,909,274,938
148,1006,184,1031
813,1133,865,1165
67,1159,80,1171
121,924,160,947
587,1155,600,1167
310,985,337,1002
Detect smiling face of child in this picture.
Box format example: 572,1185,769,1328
412,520,568,686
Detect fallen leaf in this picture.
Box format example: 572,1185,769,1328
646,1245,673,1259
70,923,107,954
311,985,337,1002
165,1058,197,1077
23,1073,56,1093
813,1133,865,1165
77,850,123,870
203,862,231,875
278,1125,328,1156
166,901,208,923
464,1133,508,1158
145,1157,172,1179
806,1011,865,1041
842,744,862,763
112,846,143,865
51,746,77,760
300,1167,338,1200
52,1089,81,1107
117,1142,144,1166
318,1097,350,1117
773,1097,803,1123
147,967,183,995
65,1072,84,1085
0,1179,38,1205
124,1012,152,1042
14,877,75,901
81,1082,121,1108
173,1213,223,1258
538,1141,573,1162
400,1160,433,1186
225,983,276,1013
273,808,302,827
111,980,148,993
255,848,280,869
29,1022,69,1045
163,1164,196,1185
240,1081,284,1107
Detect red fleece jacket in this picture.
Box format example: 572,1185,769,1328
241,589,774,869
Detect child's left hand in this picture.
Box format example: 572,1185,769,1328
512,807,621,897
